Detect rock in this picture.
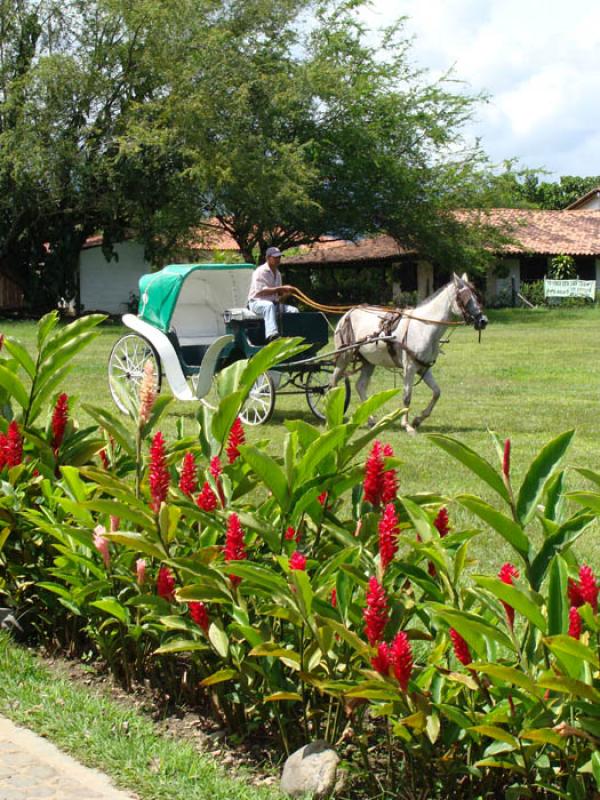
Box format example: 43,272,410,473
0,608,23,634
280,740,341,799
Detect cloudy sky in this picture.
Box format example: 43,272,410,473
359,0,600,178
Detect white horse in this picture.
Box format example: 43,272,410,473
330,273,488,433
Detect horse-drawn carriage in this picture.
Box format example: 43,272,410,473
108,263,350,424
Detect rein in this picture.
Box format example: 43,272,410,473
287,287,466,326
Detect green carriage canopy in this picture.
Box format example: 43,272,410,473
137,263,255,334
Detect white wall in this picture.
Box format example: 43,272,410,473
486,258,520,302
79,241,150,315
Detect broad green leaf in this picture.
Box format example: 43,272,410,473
519,728,566,750
239,338,308,393
547,555,568,636
154,640,208,655
27,364,74,424
474,576,546,632
543,470,566,522
291,569,313,620
457,495,529,558
200,668,238,686
90,598,129,625
0,365,29,409
538,676,600,703
315,615,369,656
295,426,346,485
568,491,600,515
176,584,232,604
249,643,301,665
429,603,514,655
400,496,436,542
516,430,574,525
529,512,594,591
212,390,244,449
3,338,35,378
325,385,346,427
263,692,302,703
428,434,509,503
84,500,154,529
351,388,401,426
103,532,167,560
37,311,59,349
592,752,600,790
544,635,599,668
574,468,600,488
207,621,229,658
474,759,526,775
473,664,543,697
345,681,401,702
469,725,519,749
226,562,289,595
238,446,288,508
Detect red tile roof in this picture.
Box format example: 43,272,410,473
82,221,240,252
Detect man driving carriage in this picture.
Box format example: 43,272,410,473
247,246,298,342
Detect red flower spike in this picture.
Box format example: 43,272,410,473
363,440,385,506
318,491,328,506
196,482,217,512
156,566,176,601
223,513,247,586
209,456,222,479
381,443,398,503
149,432,170,513
363,577,388,646
567,577,585,608
498,562,520,629
226,417,245,464
284,526,297,541
179,452,198,497
5,421,23,467
503,438,511,479
579,565,598,612
330,588,337,608
433,507,450,538
568,606,582,640
450,628,471,666
378,503,399,571
51,393,69,451
99,448,110,469
289,551,307,571
390,632,413,692
0,433,7,471
189,601,210,633
371,641,391,676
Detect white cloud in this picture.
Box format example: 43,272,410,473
358,0,600,176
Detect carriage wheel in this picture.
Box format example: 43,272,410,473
305,368,350,422
108,334,162,415
239,372,275,426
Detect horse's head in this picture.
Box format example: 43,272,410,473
452,273,488,331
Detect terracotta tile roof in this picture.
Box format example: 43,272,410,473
82,221,240,252
285,209,600,264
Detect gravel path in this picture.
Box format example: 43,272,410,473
0,716,136,800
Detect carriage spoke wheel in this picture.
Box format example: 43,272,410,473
305,368,350,421
108,334,161,415
239,372,275,426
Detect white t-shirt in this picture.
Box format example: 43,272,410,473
248,263,282,301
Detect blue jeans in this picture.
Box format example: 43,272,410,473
248,299,299,339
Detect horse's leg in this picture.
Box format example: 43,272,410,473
356,360,376,426
411,369,441,430
401,361,417,435
329,353,350,388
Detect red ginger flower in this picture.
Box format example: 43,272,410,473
579,565,598,612
285,526,301,543
138,360,156,425
209,456,225,506
51,393,69,451
189,601,210,633
196,481,217,511
498,562,520,629
363,441,385,506
0,433,7,471
226,417,245,464
179,452,198,497
330,588,337,608
371,641,390,676
93,525,110,569
223,513,247,586
390,631,413,692
378,503,399,571
381,443,398,503
289,551,307,571
568,607,582,640
450,628,471,665
99,448,110,469
156,566,176,601
568,577,585,608
318,491,328,506
5,421,23,467
503,438,511,479
433,507,450,538
364,577,388,646
149,432,170,513
136,558,146,585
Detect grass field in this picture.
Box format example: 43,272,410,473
3,306,600,571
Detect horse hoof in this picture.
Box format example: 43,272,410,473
403,424,417,436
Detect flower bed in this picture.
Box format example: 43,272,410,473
1,314,600,798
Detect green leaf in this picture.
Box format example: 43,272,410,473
238,446,288,509
538,676,600,703
226,562,289,595
207,622,229,658
457,495,529,558
544,635,600,668
200,668,239,687
84,500,154,530
90,598,129,625
351,388,401,426
291,569,313,619
516,430,574,525
37,311,59,350
0,364,29,409
295,426,346,485
469,725,519,749
103,532,167,560
473,664,543,697
3,338,35,379
249,643,301,666
400,496,436,542
429,604,514,656
592,751,600,790
547,555,568,636
315,615,369,656
519,728,566,750
473,576,546,632
82,405,136,457
345,681,401,702
428,434,509,503
263,692,302,703
154,640,209,655
529,513,594,591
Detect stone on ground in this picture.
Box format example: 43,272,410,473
280,740,341,799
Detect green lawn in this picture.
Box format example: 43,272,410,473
3,306,600,570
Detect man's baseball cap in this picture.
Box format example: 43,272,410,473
266,246,282,258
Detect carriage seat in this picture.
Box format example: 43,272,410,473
223,307,260,323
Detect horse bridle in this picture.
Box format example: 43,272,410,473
455,280,483,326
